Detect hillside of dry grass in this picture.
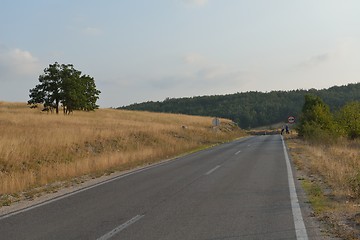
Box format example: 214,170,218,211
286,135,360,239
0,102,245,201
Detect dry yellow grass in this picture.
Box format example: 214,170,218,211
306,142,359,197
288,137,360,199
286,135,360,239
0,102,244,196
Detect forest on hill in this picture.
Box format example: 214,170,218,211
119,83,360,129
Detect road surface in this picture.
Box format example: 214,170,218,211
0,135,317,239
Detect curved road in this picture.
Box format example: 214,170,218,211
0,135,318,239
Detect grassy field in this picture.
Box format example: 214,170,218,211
0,102,244,199
286,134,360,239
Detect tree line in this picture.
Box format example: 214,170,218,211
28,62,101,114
119,83,360,129
298,94,360,140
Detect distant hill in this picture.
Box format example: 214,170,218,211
119,83,360,129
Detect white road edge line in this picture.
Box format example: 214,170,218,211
281,135,309,240
235,150,241,155
97,214,144,240
205,165,221,175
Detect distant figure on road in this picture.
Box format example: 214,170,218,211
285,124,289,134
281,127,285,135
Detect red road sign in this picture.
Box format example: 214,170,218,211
288,116,295,124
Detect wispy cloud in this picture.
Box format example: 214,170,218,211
184,52,209,66
128,52,245,96
0,47,41,82
297,38,360,70
182,0,209,7
82,27,102,36
184,52,243,82
298,53,331,68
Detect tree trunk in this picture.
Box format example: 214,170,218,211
55,100,59,114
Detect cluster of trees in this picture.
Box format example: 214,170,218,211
28,62,101,114
298,95,360,140
120,83,360,129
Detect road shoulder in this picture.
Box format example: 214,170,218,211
285,135,355,239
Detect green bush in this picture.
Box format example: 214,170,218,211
336,101,360,139
297,95,338,142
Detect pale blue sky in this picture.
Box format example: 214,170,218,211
1,0,359,107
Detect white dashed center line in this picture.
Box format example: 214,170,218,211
205,165,221,175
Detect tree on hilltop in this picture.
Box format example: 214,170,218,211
28,62,101,114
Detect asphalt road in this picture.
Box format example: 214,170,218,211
0,135,313,240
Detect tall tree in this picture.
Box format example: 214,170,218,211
336,101,360,139
297,94,335,138
28,62,62,113
28,62,101,114
80,75,101,111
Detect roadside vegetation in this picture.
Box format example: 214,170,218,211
0,102,244,206
287,136,360,239
297,95,360,142
286,95,360,239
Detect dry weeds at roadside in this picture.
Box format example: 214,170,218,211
0,102,244,199
289,138,360,199
286,135,360,239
